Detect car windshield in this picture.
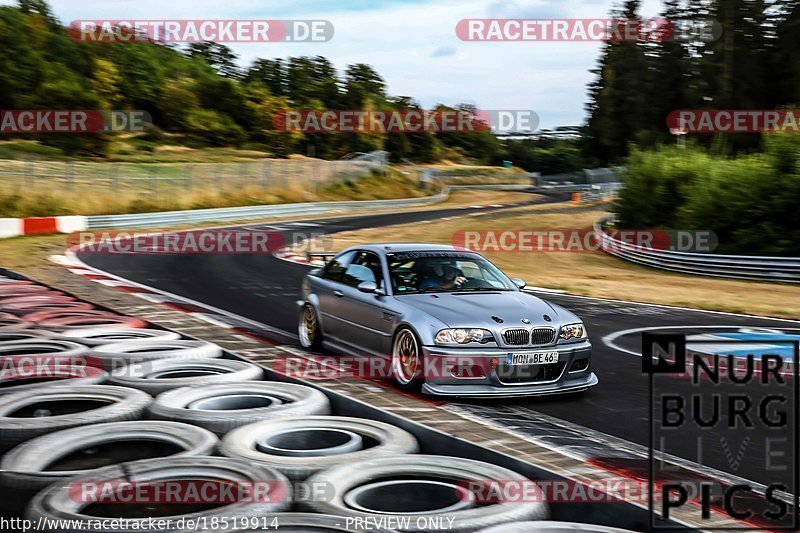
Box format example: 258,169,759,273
387,251,516,294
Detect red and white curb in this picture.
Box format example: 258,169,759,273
274,248,325,267
0,216,87,238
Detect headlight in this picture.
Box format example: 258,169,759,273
560,323,586,341
435,328,494,345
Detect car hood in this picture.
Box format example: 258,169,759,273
396,291,564,328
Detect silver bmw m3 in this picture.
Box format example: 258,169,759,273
298,243,597,397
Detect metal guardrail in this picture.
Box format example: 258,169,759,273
87,190,451,229
85,182,617,230
595,215,800,283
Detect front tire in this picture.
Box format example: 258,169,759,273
298,304,322,350
391,327,425,393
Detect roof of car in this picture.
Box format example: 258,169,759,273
343,243,472,254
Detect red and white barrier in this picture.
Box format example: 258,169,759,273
0,216,87,238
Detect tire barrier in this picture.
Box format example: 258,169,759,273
149,382,331,435
0,385,151,451
0,339,89,358
26,457,293,533
58,327,181,347
0,284,52,296
176,513,400,532
23,309,148,331
0,339,100,395
0,365,106,396
0,274,642,531
0,421,218,513
304,455,549,532
0,330,55,343
476,522,638,532
220,416,419,481
109,358,263,395
0,291,71,302
5,301,94,315
0,314,33,330
0,294,77,306
90,340,223,371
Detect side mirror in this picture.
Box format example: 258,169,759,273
511,278,527,289
357,281,378,293
309,268,323,277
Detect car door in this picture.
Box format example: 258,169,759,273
315,250,356,339
335,251,388,355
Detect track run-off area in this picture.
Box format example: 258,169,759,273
74,193,799,496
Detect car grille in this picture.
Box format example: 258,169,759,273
502,329,530,346
501,327,556,346
496,361,567,384
531,327,556,345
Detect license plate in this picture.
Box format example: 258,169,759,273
506,352,559,365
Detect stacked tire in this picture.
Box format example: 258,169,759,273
0,274,626,532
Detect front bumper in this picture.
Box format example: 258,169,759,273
419,339,597,398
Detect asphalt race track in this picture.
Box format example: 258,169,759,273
78,195,799,487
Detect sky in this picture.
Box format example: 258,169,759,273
3,0,664,128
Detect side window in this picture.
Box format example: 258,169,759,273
323,251,356,283
343,251,384,288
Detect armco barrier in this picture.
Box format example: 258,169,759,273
85,185,547,230
0,183,594,237
595,215,800,283
0,185,538,237
86,191,450,229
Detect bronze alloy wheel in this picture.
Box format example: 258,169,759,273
299,304,321,349
392,328,423,390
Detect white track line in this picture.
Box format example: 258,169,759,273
603,325,800,357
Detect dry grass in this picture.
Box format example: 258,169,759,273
0,167,436,217
306,202,800,320
400,162,530,185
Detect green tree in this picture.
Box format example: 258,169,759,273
91,58,123,108
344,64,386,107
158,77,200,130
246,58,286,96
584,1,649,162
187,42,241,79
185,108,245,146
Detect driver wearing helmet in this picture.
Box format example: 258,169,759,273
419,262,467,290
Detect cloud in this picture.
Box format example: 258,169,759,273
432,45,456,57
